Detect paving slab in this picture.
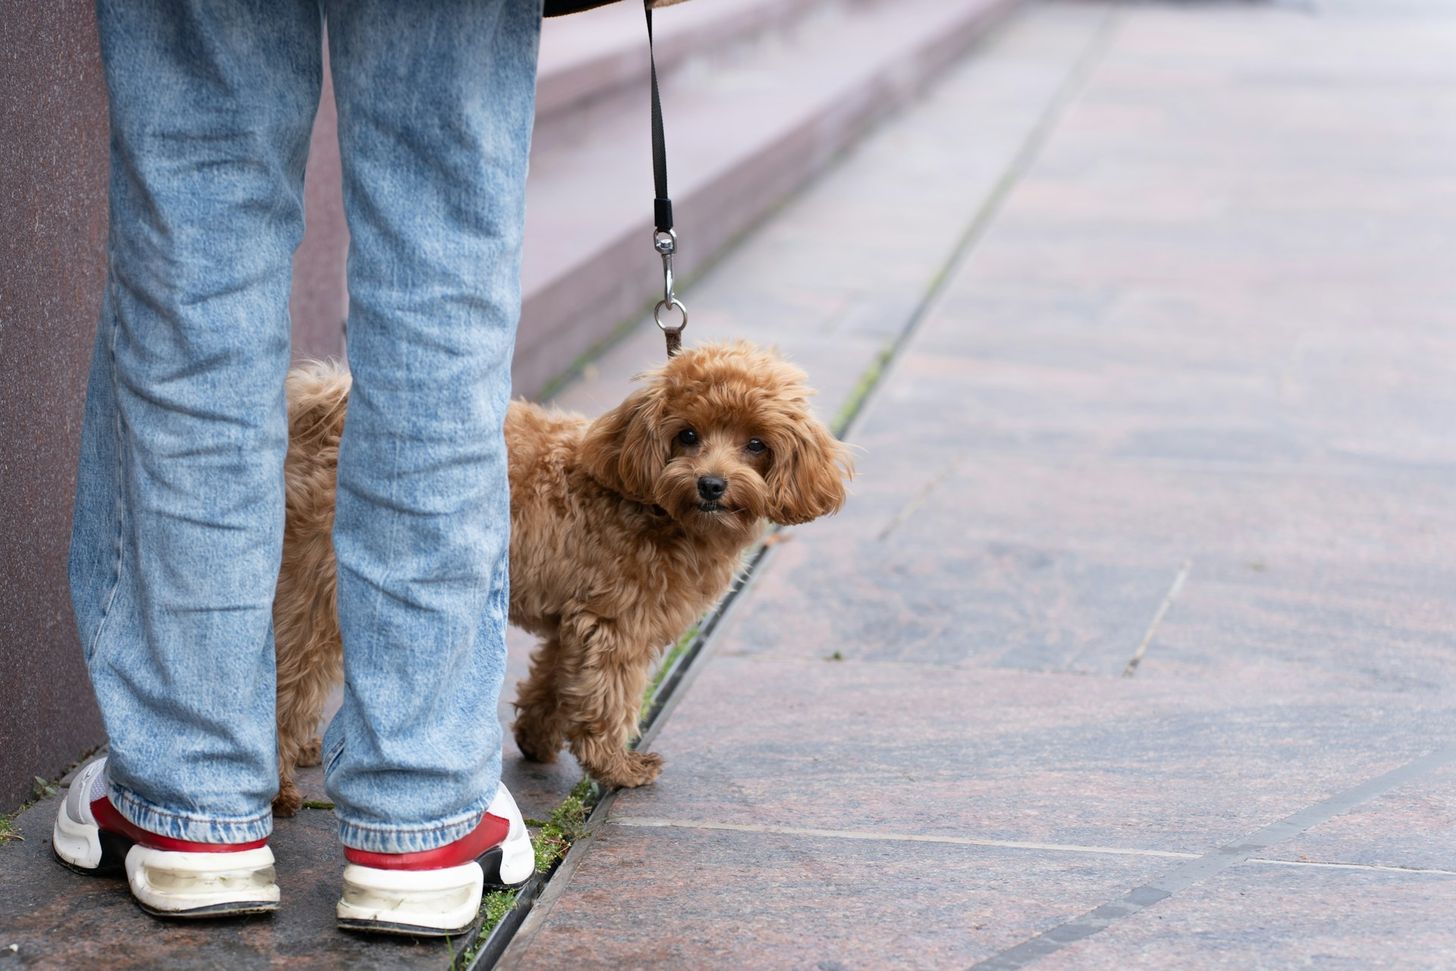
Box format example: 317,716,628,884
1033,864,1456,971
1270,760,1456,874
509,824,1176,971
599,654,1453,854
709,450,1456,683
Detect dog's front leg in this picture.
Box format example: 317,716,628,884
557,618,662,788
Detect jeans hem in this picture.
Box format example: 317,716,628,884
335,784,498,855
109,782,274,844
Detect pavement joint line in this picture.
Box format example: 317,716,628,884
1121,559,1192,677
969,742,1456,970
713,649,1124,678
609,816,1202,860
876,456,964,542
835,0,1122,443
1246,857,1456,877
607,817,1456,877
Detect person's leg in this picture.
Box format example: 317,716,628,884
69,0,321,845
320,0,542,855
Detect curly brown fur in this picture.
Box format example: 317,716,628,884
271,342,851,810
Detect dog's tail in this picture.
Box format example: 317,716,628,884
285,361,351,451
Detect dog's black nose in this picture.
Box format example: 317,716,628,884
697,475,727,501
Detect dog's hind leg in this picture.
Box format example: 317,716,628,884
273,619,342,817
513,635,568,763
296,735,323,767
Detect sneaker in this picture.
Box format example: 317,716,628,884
51,757,280,918
336,783,534,936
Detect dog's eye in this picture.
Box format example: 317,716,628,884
745,438,767,454
677,428,699,446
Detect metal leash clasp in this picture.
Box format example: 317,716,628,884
653,229,687,356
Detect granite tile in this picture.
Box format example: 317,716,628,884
1270,760,1456,874
711,462,1456,686
604,654,1455,856
720,531,1185,674
1034,862,1456,971
508,823,1174,971
1132,558,1456,696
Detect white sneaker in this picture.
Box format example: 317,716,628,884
52,757,280,918
336,783,534,937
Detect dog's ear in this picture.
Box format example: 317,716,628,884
765,414,853,526
580,384,669,503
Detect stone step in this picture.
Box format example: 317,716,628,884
513,0,1018,394
535,0,822,123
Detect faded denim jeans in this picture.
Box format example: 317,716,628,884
70,0,541,853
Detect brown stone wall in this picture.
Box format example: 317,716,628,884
291,49,349,363
0,0,111,810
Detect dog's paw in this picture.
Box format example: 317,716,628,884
273,782,303,818
513,720,562,764
594,750,664,789
296,736,323,768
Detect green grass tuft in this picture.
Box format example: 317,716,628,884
530,777,593,873
450,887,523,969
833,342,895,435
479,888,517,933
642,625,699,720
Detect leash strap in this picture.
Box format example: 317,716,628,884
646,3,686,356
647,5,671,235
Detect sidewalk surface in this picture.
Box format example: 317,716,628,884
4,0,1455,968
504,1,1456,967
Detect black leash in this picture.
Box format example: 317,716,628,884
646,4,686,357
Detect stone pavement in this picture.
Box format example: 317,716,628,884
501,1,1456,967
4,0,1456,967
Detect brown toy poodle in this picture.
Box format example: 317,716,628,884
272,341,852,815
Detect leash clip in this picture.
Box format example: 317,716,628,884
653,229,687,356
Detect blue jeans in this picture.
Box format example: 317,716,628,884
71,0,541,853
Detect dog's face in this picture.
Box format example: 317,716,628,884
581,342,852,538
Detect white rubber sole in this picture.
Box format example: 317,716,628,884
125,845,279,917
337,813,535,936
54,810,278,917
125,844,278,920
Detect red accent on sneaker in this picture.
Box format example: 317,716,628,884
90,796,269,853
343,812,511,870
